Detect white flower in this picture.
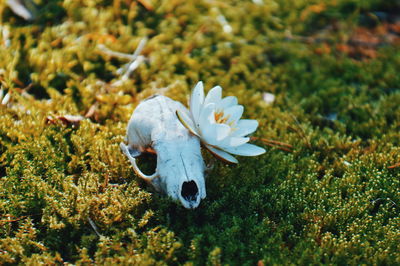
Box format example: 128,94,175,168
177,81,266,164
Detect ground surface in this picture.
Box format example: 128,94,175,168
0,0,399,265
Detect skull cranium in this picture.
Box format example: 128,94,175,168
120,95,206,209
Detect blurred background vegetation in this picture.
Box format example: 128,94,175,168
0,0,399,264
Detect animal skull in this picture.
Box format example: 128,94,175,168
120,95,206,209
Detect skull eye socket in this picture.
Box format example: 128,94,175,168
181,181,199,201
136,152,157,175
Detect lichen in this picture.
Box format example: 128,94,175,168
0,0,399,265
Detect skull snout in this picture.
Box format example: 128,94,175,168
181,181,199,201
180,180,201,209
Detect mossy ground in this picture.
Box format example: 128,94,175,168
0,0,399,265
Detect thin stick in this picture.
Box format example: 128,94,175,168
121,55,145,81
250,137,293,152
263,142,293,152
131,37,147,59
98,37,147,62
115,37,148,82
388,162,400,169
256,137,293,148
97,44,135,60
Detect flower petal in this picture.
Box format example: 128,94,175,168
232,119,259,137
223,143,266,156
190,81,204,123
217,96,238,110
176,110,200,137
205,144,238,164
202,123,231,145
204,85,222,106
220,137,250,148
225,105,244,124
198,103,215,130
215,124,231,141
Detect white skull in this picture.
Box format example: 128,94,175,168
120,95,206,209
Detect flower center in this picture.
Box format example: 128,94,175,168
214,110,230,124
213,110,237,132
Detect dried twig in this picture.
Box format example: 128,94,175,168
263,142,293,152
118,55,145,81
251,137,293,152
97,44,136,60
98,37,147,86
388,162,400,169
258,138,293,148
117,38,147,79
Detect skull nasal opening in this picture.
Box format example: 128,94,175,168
181,181,199,201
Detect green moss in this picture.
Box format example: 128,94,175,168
0,0,399,264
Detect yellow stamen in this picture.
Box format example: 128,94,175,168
214,110,236,129
214,110,229,124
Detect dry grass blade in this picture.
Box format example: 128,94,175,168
251,137,293,152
